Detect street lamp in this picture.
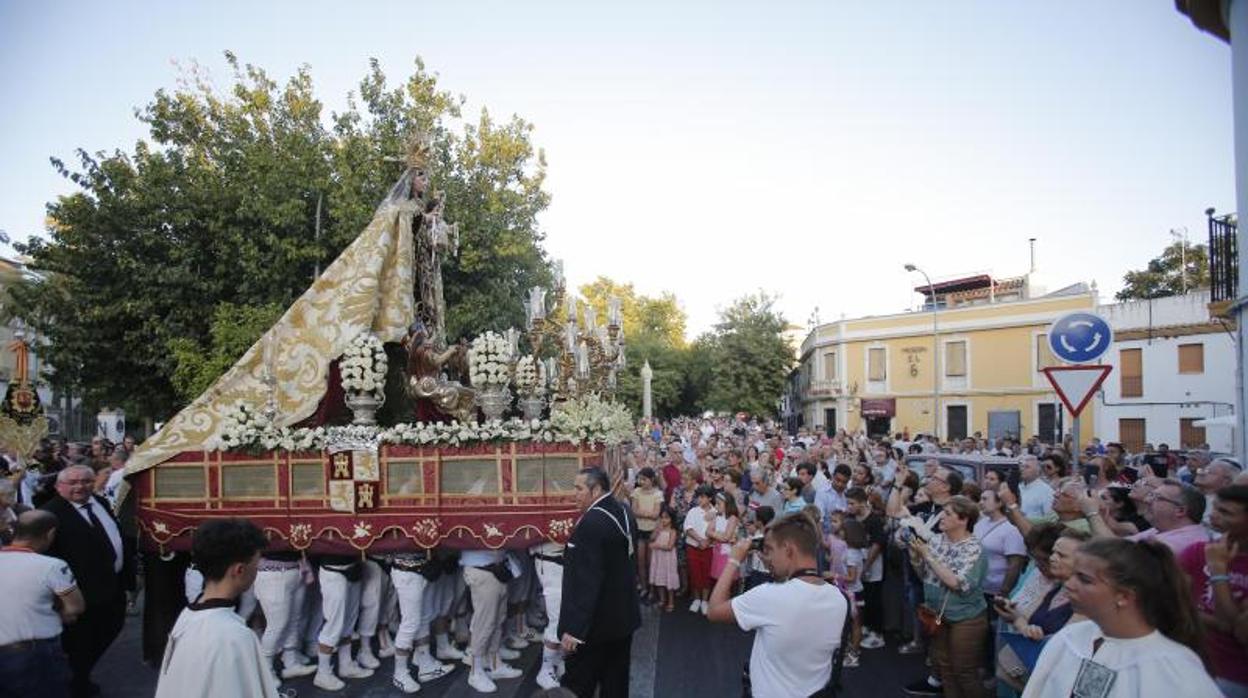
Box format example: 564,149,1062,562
905,264,940,440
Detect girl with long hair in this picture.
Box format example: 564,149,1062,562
1022,538,1220,697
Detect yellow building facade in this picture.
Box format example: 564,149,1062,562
797,288,1097,443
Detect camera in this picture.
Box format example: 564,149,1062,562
897,515,934,544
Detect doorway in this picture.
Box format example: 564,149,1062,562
946,405,968,442
824,408,838,436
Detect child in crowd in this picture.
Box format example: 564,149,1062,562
649,508,680,612
841,518,868,669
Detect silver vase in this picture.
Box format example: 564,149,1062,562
345,392,383,426
519,394,545,421
476,384,512,422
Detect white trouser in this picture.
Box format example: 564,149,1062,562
420,571,456,629
254,567,302,657
390,569,428,652
379,573,398,629
186,567,257,620
462,567,508,661
317,568,362,647
357,560,383,638
534,557,563,645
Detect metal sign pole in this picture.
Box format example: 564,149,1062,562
1072,409,1080,468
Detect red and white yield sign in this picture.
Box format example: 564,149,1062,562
1041,365,1113,418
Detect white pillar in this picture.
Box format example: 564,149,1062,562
1231,0,1248,460
641,360,653,419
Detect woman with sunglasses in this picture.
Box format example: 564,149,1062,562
1022,538,1219,697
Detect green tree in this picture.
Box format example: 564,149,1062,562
167,302,283,402
702,292,793,418
576,276,690,418
1115,241,1210,300
13,53,552,422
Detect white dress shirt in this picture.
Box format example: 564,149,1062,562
76,498,124,573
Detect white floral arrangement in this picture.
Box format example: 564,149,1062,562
513,355,546,395
219,402,327,452
468,331,513,387
215,407,637,452
549,393,634,446
340,333,388,398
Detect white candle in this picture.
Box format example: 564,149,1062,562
567,296,578,325
565,322,577,353
576,341,590,378
529,286,546,321
607,296,622,326
583,305,597,332
552,260,565,289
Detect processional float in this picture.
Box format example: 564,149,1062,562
120,134,632,557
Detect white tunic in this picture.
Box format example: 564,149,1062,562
155,605,279,698
1022,620,1221,698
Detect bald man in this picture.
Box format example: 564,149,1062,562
42,465,133,698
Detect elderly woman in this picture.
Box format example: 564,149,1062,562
993,527,1090,693
907,495,989,698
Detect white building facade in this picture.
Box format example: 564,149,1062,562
1096,291,1236,453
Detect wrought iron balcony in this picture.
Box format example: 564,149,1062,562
1207,207,1238,318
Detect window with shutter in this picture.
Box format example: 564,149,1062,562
1120,349,1143,398
868,348,886,382
1118,418,1146,454
1179,418,1206,449
946,341,967,377
1177,344,1204,374
823,351,838,381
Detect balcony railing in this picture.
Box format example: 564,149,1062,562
1207,207,1238,316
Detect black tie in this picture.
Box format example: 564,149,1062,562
81,502,117,566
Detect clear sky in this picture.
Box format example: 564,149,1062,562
0,1,1235,338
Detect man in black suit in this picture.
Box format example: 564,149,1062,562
41,465,133,698
558,467,641,698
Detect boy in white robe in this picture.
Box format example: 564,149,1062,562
155,519,278,698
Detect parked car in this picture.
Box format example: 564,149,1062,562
903,453,1020,493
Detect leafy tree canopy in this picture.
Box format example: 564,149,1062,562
1115,241,1210,301
13,53,552,420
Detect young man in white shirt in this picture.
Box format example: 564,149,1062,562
0,510,85,698
707,514,848,698
154,519,278,698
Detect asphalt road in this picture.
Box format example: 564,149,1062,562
93,599,926,697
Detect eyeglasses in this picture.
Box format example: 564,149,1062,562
1146,492,1185,508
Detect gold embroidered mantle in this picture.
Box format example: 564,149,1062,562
124,198,417,478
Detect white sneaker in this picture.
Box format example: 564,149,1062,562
467,669,497,693
339,660,374,679
280,662,317,679
486,662,522,680
699,600,709,615
689,599,700,613
413,651,453,682
392,673,421,694
536,664,561,689
356,649,381,670
498,646,521,661
290,649,313,665
313,671,345,691
436,636,465,661
379,644,397,659
860,633,885,650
